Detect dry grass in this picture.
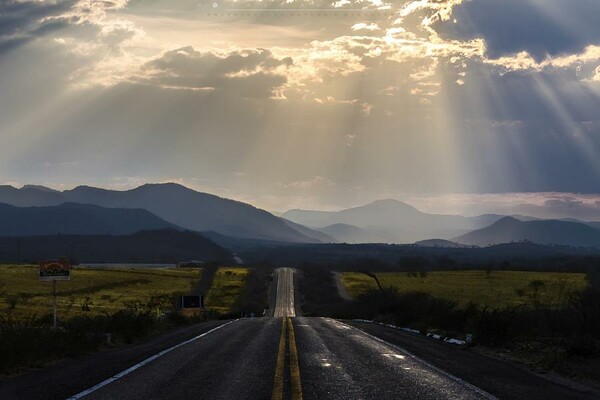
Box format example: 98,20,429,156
0,264,201,318
204,267,250,314
342,270,588,308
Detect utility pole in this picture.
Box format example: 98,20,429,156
17,238,21,265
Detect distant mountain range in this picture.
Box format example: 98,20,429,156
0,203,178,236
453,217,600,248
0,184,323,243
2,184,599,248
282,199,503,243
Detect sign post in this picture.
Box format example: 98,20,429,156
39,260,71,329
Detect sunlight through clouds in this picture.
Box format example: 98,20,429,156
1,0,599,212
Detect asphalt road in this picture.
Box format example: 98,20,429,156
1,267,597,400
273,267,296,318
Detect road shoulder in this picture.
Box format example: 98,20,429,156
0,320,229,400
346,320,600,400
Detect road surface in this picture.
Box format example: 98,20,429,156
1,267,597,400
273,267,297,317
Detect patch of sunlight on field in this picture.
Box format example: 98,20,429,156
0,264,201,318
204,267,249,314
342,270,589,308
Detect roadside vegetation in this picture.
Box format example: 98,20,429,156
342,270,588,308
332,268,600,381
0,264,201,318
204,267,250,315
0,264,254,375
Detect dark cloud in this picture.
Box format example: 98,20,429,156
141,47,292,97
0,0,74,55
435,0,600,61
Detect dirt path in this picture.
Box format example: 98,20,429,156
333,271,353,301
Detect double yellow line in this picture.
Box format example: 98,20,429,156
272,317,303,400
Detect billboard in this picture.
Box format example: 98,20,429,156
39,260,71,281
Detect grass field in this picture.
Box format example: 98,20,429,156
0,264,201,318
342,270,589,308
204,267,250,314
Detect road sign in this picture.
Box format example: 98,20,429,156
181,295,203,309
39,260,71,281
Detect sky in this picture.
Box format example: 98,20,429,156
1,0,600,219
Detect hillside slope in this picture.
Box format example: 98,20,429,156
0,203,179,236
0,184,318,243
454,217,600,248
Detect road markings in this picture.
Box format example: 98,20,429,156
272,317,303,400
272,318,287,400
66,319,239,400
287,318,303,400
333,319,498,400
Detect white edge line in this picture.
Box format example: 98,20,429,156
66,319,240,400
334,319,498,400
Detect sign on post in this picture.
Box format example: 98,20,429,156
181,295,203,309
39,260,71,281
40,260,71,329
180,295,203,317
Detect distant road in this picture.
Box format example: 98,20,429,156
273,267,297,317
1,268,597,399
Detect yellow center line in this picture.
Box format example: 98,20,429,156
288,317,303,400
272,318,287,400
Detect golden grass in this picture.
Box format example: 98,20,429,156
0,264,201,318
204,267,249,314
342,270,589,308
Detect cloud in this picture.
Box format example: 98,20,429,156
137,46,292,97
401,192,600,221
280,176,335,190
435,0,600,61
351,23,380,32
0,0,74,54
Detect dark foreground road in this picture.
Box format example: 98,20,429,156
1,268,598,400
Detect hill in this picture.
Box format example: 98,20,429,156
454,217,600,248
0,203,179,236
0,184,318,243
318,223,395,243
0,229,232,264
413,239,470,248
283,200,503,243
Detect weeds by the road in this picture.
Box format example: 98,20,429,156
0,265,201,318
0,295,201,375
342,270,587,309
204,267,249,314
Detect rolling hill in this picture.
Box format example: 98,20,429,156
0,203,179,236
454,217,600,248
317,223,395,244
283,199,503,243
0,184,320,243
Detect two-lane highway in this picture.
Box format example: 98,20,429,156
64,268,496,400
3,267,596,400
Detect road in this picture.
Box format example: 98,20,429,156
1,267,597,400
273,267,297,317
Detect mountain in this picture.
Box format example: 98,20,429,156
0,203,179,236
0,230,232,264
280,219,337,243
317,223,395,243
587,222,600,231
454,217,600,248
0,185,64,207
413,239,470,248
0,184,318,243
283,200,504,243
